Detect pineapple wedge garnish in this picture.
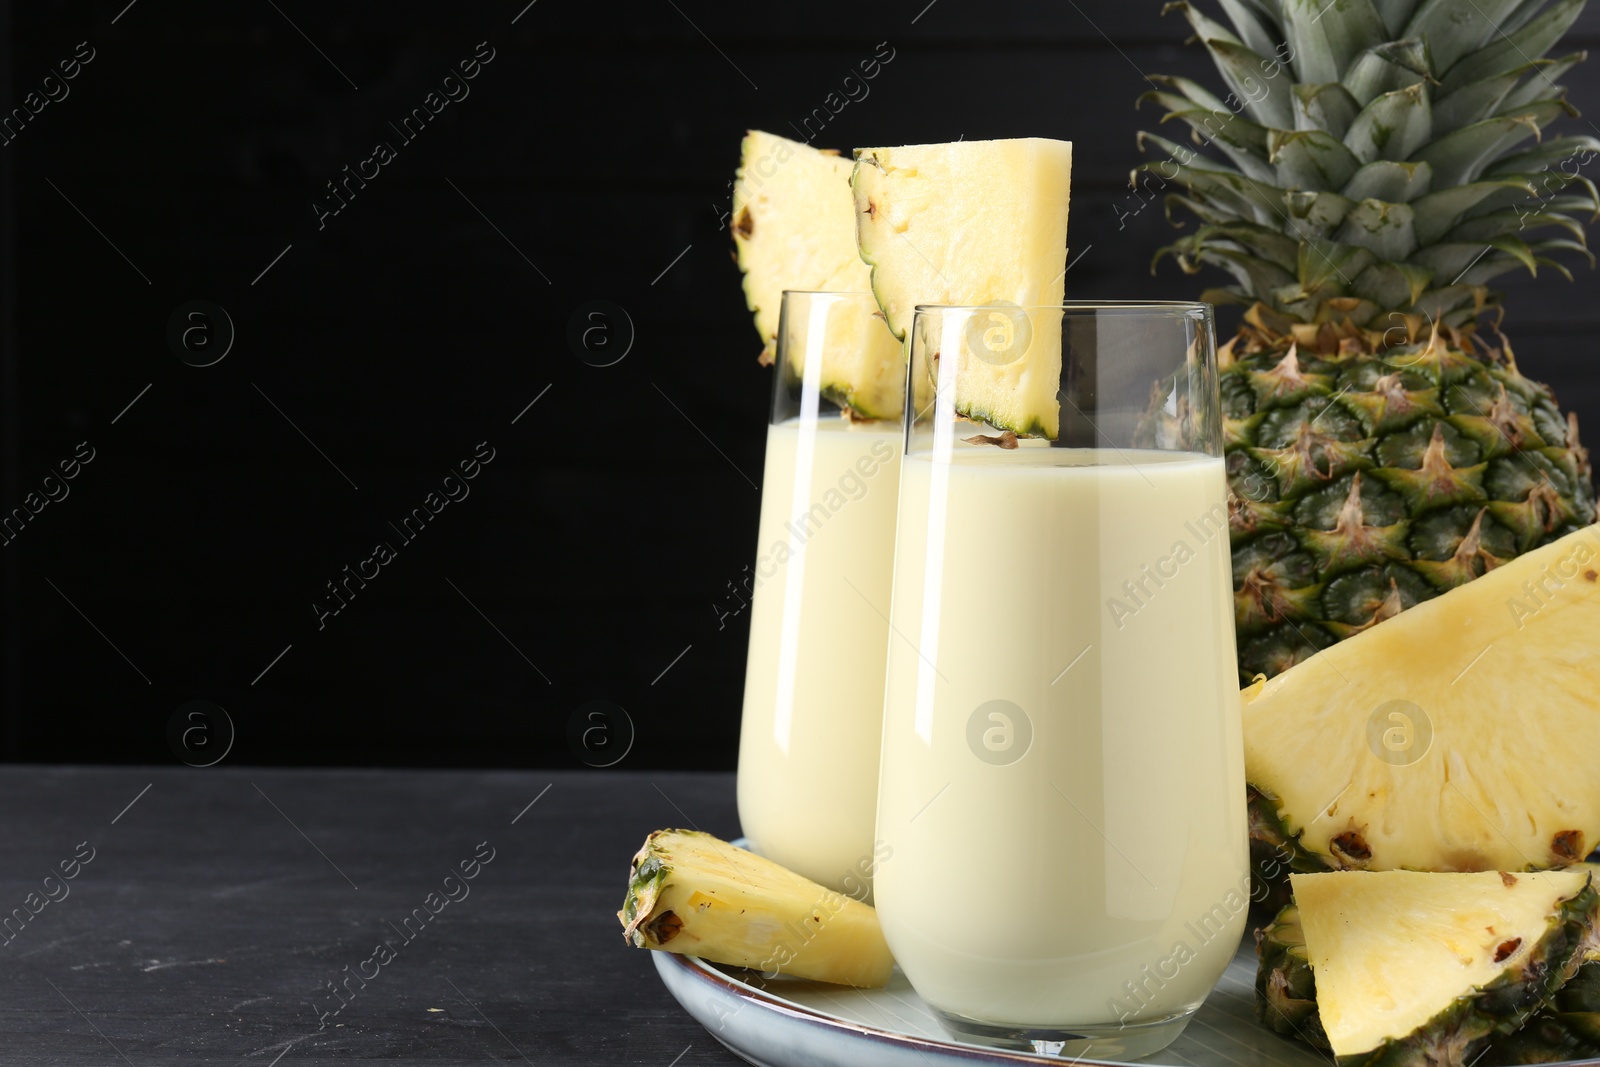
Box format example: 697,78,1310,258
731,130,903,419
852,137,1072,438
618,829,894,988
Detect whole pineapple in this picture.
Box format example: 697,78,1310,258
1137,0,1599,682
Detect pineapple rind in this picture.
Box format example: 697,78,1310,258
1254,903,1329,1047
1248,783,1335,874
618,828,894,988
1486,1013,1600,1066
1258,872,1600,1066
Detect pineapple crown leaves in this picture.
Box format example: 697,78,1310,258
1136,0,1600,338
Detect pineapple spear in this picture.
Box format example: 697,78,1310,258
619,829,894,988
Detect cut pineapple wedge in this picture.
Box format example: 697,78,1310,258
733,134,868,341
852,137,1072,438
1292,870,1600,1066
732,131,902,419
1244,524,1600,873
618,828,894,988
1256,864,1600,1063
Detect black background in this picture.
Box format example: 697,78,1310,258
5,0,1600,769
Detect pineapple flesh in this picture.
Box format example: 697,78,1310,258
777,287,905,421
1137,0,1598,681
733,130,867,359
618,829,894,988
1257,870,1600,1067
1244,524,1600,874
852,138,1072,438
732,130,902,419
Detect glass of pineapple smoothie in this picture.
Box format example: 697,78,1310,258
736,290,903,898
874,302,1247,1058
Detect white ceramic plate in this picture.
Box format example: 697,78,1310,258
652,932,1335,1067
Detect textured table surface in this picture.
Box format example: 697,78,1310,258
0,766,745,1065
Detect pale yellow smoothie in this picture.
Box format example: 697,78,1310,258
875,444,1248,1027
737,415,901,895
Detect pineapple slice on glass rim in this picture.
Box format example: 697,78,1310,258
732,130,903,421
852,137,1072,438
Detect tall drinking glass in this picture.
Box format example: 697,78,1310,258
874,302,1246,1058
737,291,903,898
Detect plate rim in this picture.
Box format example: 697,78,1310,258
659,949,1600,1067
655,947,1190,1067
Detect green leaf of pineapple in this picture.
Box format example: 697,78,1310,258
1272,128,1362,188
1411,179,1538,244
1351,260,1434,307
1336,198,1419,259
1294,83,1362,137
1483,134,1600,178
1299,237,1377,295
1411,113,1548,187
1184,222,1304,271
1342,39,1430,106
1530,236,1596,269
1402,0,1525,73
1195,246,1301,298
1142,99,1278,180
1287,189,1359,237
1447,208,1589,244
1344,82,1433,163
1218,0,1287,60
1371,0,1423,35
1499,52,1586,110
1145,73,1235,113
1165,2,1295,127
1410,240,1514,282
1343,159,1433,202
1281,0,1388,83
1437,0,1585,94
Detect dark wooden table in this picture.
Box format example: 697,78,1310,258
0,766,746,1065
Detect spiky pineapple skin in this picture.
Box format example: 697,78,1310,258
1246,784,1332,912
1484,961,1600,1065
1222,330,1595,684
1254,904,1329,1046
1256,884,1600,1067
